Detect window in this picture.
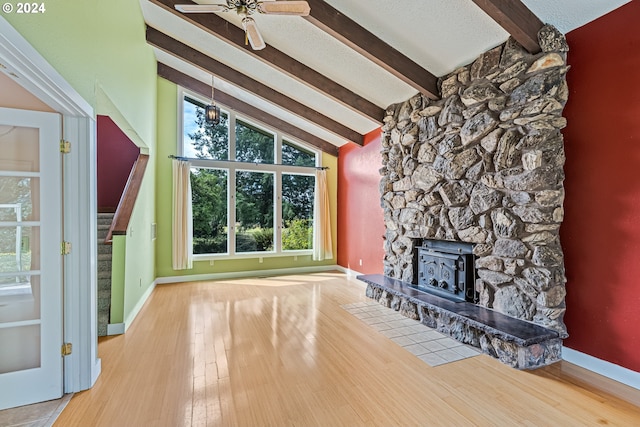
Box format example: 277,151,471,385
181,92,318,258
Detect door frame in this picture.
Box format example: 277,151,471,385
0,17,100,392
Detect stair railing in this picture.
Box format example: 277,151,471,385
104,154,149,244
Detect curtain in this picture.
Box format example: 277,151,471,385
172,159,193,270
313,169,333,261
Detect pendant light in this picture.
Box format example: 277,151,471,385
205,74,221,125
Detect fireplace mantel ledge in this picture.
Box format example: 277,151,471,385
357,274,559,347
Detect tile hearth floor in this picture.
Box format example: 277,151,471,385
343,301,481,367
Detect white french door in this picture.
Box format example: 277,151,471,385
0,107,62,410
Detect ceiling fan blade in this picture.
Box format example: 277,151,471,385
242,18,266,50
175,4,228,13
258,1,310,16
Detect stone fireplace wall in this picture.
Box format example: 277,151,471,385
380,26,569,337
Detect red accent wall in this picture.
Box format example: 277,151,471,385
337,128,385,274
562,1,640,372
97,115,140,211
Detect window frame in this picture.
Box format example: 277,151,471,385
178,88,320,261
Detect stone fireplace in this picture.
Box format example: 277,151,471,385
360,25,569,369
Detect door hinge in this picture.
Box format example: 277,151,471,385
61,343,72,356
60,139,71,153
61,241,72,255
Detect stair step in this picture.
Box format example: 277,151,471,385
97,227,111,240
98,278,112,291
98,253,112,262
97,216,113,226
98,287,111,299
97,260,112,272
97,244,112,255
97,298,110,310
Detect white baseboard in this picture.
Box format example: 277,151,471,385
107,323,125,335
122,280,157,333
563,346,640,391
155,264,341,285
335,266,365,277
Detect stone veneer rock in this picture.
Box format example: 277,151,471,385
379,25,569,340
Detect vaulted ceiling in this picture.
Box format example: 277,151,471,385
140,0,629,155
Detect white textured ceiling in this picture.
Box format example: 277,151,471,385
141,0,630,148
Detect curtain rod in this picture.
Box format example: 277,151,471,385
168,155,329,170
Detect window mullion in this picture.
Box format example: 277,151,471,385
274,133,282,253
228,165,236,256
229,111,237,162
274,170,282,253
228,111,236,255
275,132,282,164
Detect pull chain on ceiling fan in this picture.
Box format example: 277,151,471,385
174,1,311,50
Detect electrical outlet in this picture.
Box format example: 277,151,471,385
359,259,363,266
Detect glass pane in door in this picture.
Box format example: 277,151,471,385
0,325,40,374
0,124,42,374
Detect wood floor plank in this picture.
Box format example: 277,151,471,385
54,272,640,426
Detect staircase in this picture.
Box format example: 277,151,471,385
97,212,114,336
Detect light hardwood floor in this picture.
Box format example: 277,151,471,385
55,272,640,426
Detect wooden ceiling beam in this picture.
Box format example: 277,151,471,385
471,0,543,53
150,0,384,123
157,63,339,156
303,0,439,100
146,26,364,145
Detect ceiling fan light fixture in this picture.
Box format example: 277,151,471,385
242,17,266,50
174,0,310,50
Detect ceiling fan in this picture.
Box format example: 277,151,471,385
174,1,311,51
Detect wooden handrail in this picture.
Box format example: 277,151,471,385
105,154,149,244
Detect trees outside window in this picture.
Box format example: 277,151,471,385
182,93,317,257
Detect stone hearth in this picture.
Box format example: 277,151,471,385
375,25,569,368
359,274,561,369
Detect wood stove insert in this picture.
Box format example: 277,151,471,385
416,240,476,303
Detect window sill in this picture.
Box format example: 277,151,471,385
193,250,314,262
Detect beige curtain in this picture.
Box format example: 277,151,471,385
172,159,193,270
313,169,333,261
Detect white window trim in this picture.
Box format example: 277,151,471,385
178,87,320,260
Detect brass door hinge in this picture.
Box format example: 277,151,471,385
61,343,72,356
60,139,71,153
61,241,71,255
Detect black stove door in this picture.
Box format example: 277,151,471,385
417,249,462,298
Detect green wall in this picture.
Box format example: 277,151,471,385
7,0,158,326
6,0,156,145
155,78,338,279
